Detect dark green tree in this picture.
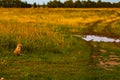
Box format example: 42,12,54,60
64,0,74,8
47,0,63,8
86,0,97,8
0,1,1,6
97,0,102,7
0,0,31,8
33,2,37,8
113,2,120,8
74,0,81,8
21,1,31,8
81,0,87,8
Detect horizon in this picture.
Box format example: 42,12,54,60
21,0,119,4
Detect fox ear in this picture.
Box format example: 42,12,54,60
17,43,22,47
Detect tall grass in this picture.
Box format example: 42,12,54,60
0,8,120,54
0,8,120,80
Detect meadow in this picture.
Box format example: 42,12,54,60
0,8,120,80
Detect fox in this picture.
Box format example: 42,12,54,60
0,77,5,80
13,43,22,56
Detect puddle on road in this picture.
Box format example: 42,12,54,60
72,35,120,42
72,34,120,70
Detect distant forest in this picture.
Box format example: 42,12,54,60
0,0,120,8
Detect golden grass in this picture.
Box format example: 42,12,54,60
0,8,120,52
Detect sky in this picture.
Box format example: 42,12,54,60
21,0,119,4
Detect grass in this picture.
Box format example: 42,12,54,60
0,8,120,80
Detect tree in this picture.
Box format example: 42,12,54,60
12,0,21,7
0,0,2,7
21,1,31,8
0,0,32,8
42,3,46,8
33,2,37,8
81,0,87,8
56,0,63,8
97,0,102,7
47,0,63,8
74,0,81,8
64,0,74,8
86,0,97,8
0,0,120,8
102,2,112,8
47,1,55,8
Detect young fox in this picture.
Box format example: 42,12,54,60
14,43,22,56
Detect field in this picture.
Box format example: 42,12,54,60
0,8,120,80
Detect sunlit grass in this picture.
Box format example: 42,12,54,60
0,8,120,80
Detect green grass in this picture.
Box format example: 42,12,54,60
0,8,120,80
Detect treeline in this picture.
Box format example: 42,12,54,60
0,0,120,8
46,0,120,8
0,0,31,8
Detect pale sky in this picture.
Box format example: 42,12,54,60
21,0,119,4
